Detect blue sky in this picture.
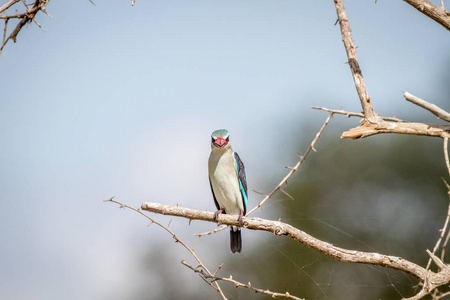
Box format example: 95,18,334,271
1,0,449,299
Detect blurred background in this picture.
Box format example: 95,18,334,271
1,0,449,299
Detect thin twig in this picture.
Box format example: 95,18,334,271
105,198,227,300
444,137,450,178
425,139,450,271
182,260,304,300
425,183,450,271
248,112,332,216
0,0,50,56
0,0,20,14
440,179,450,263
404,92,450,122
311,106,403,122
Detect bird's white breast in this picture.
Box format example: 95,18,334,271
208,149,244,215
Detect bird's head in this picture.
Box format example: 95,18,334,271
211,129,231,150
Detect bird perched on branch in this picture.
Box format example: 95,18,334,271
208,129,248,253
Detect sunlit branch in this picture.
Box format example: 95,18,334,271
402,0,450,31
141,201,450,289
0,0,50,56
334,0,377,123
404,92,450,122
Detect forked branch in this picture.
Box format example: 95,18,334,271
0,0,50,56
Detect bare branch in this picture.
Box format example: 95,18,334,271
182,260,304,300
425,180,450,271
315,107,450,139
141,202,450,287
445,137,450,178
402,0,450,31
404,92,450,122
334,0,377,123
0,0,20,14
341,120,450,139
331,2,450,141
312,106,403,122
246,112,333,216
0,0,50,56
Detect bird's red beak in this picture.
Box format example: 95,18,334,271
214,137,228,148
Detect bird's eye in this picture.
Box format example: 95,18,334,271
225,136,229,142
211,137,215,143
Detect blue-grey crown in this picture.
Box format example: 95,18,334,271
211,129,229,139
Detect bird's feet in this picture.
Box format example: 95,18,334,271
237,209,245,227
214,209,224,222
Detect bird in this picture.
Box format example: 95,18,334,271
208,129,248,253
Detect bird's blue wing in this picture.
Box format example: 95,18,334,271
233,152,248,214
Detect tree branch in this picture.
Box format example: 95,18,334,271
0,0,20,14
333,1,450,141
0,0,49,56
107,198,302,299
141,201,450,293
181,260,304,300
341,120,450,139
402,0,450,31
311,106,403,122
404,92,450,122
334,0,377,123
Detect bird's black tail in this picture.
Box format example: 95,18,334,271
230,228,242,254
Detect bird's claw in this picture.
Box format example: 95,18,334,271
214,209,224,222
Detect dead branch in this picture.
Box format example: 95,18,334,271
331,1,450,140
311,106,403,122
334,0,377,123
341,120,450,139
0,0,20,13
107,198,301,300
141,202,450,296
181,260,304,300
404,92,450,122
0,0,49,56
402,0,450,31
328,1,450,298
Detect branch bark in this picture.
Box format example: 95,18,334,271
0,0,49,56
403,0,450,31
404,92,450,122
141,201,450,294
332,0,450,141
341,120,450,139
334,0,377,123
0,0,20,14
